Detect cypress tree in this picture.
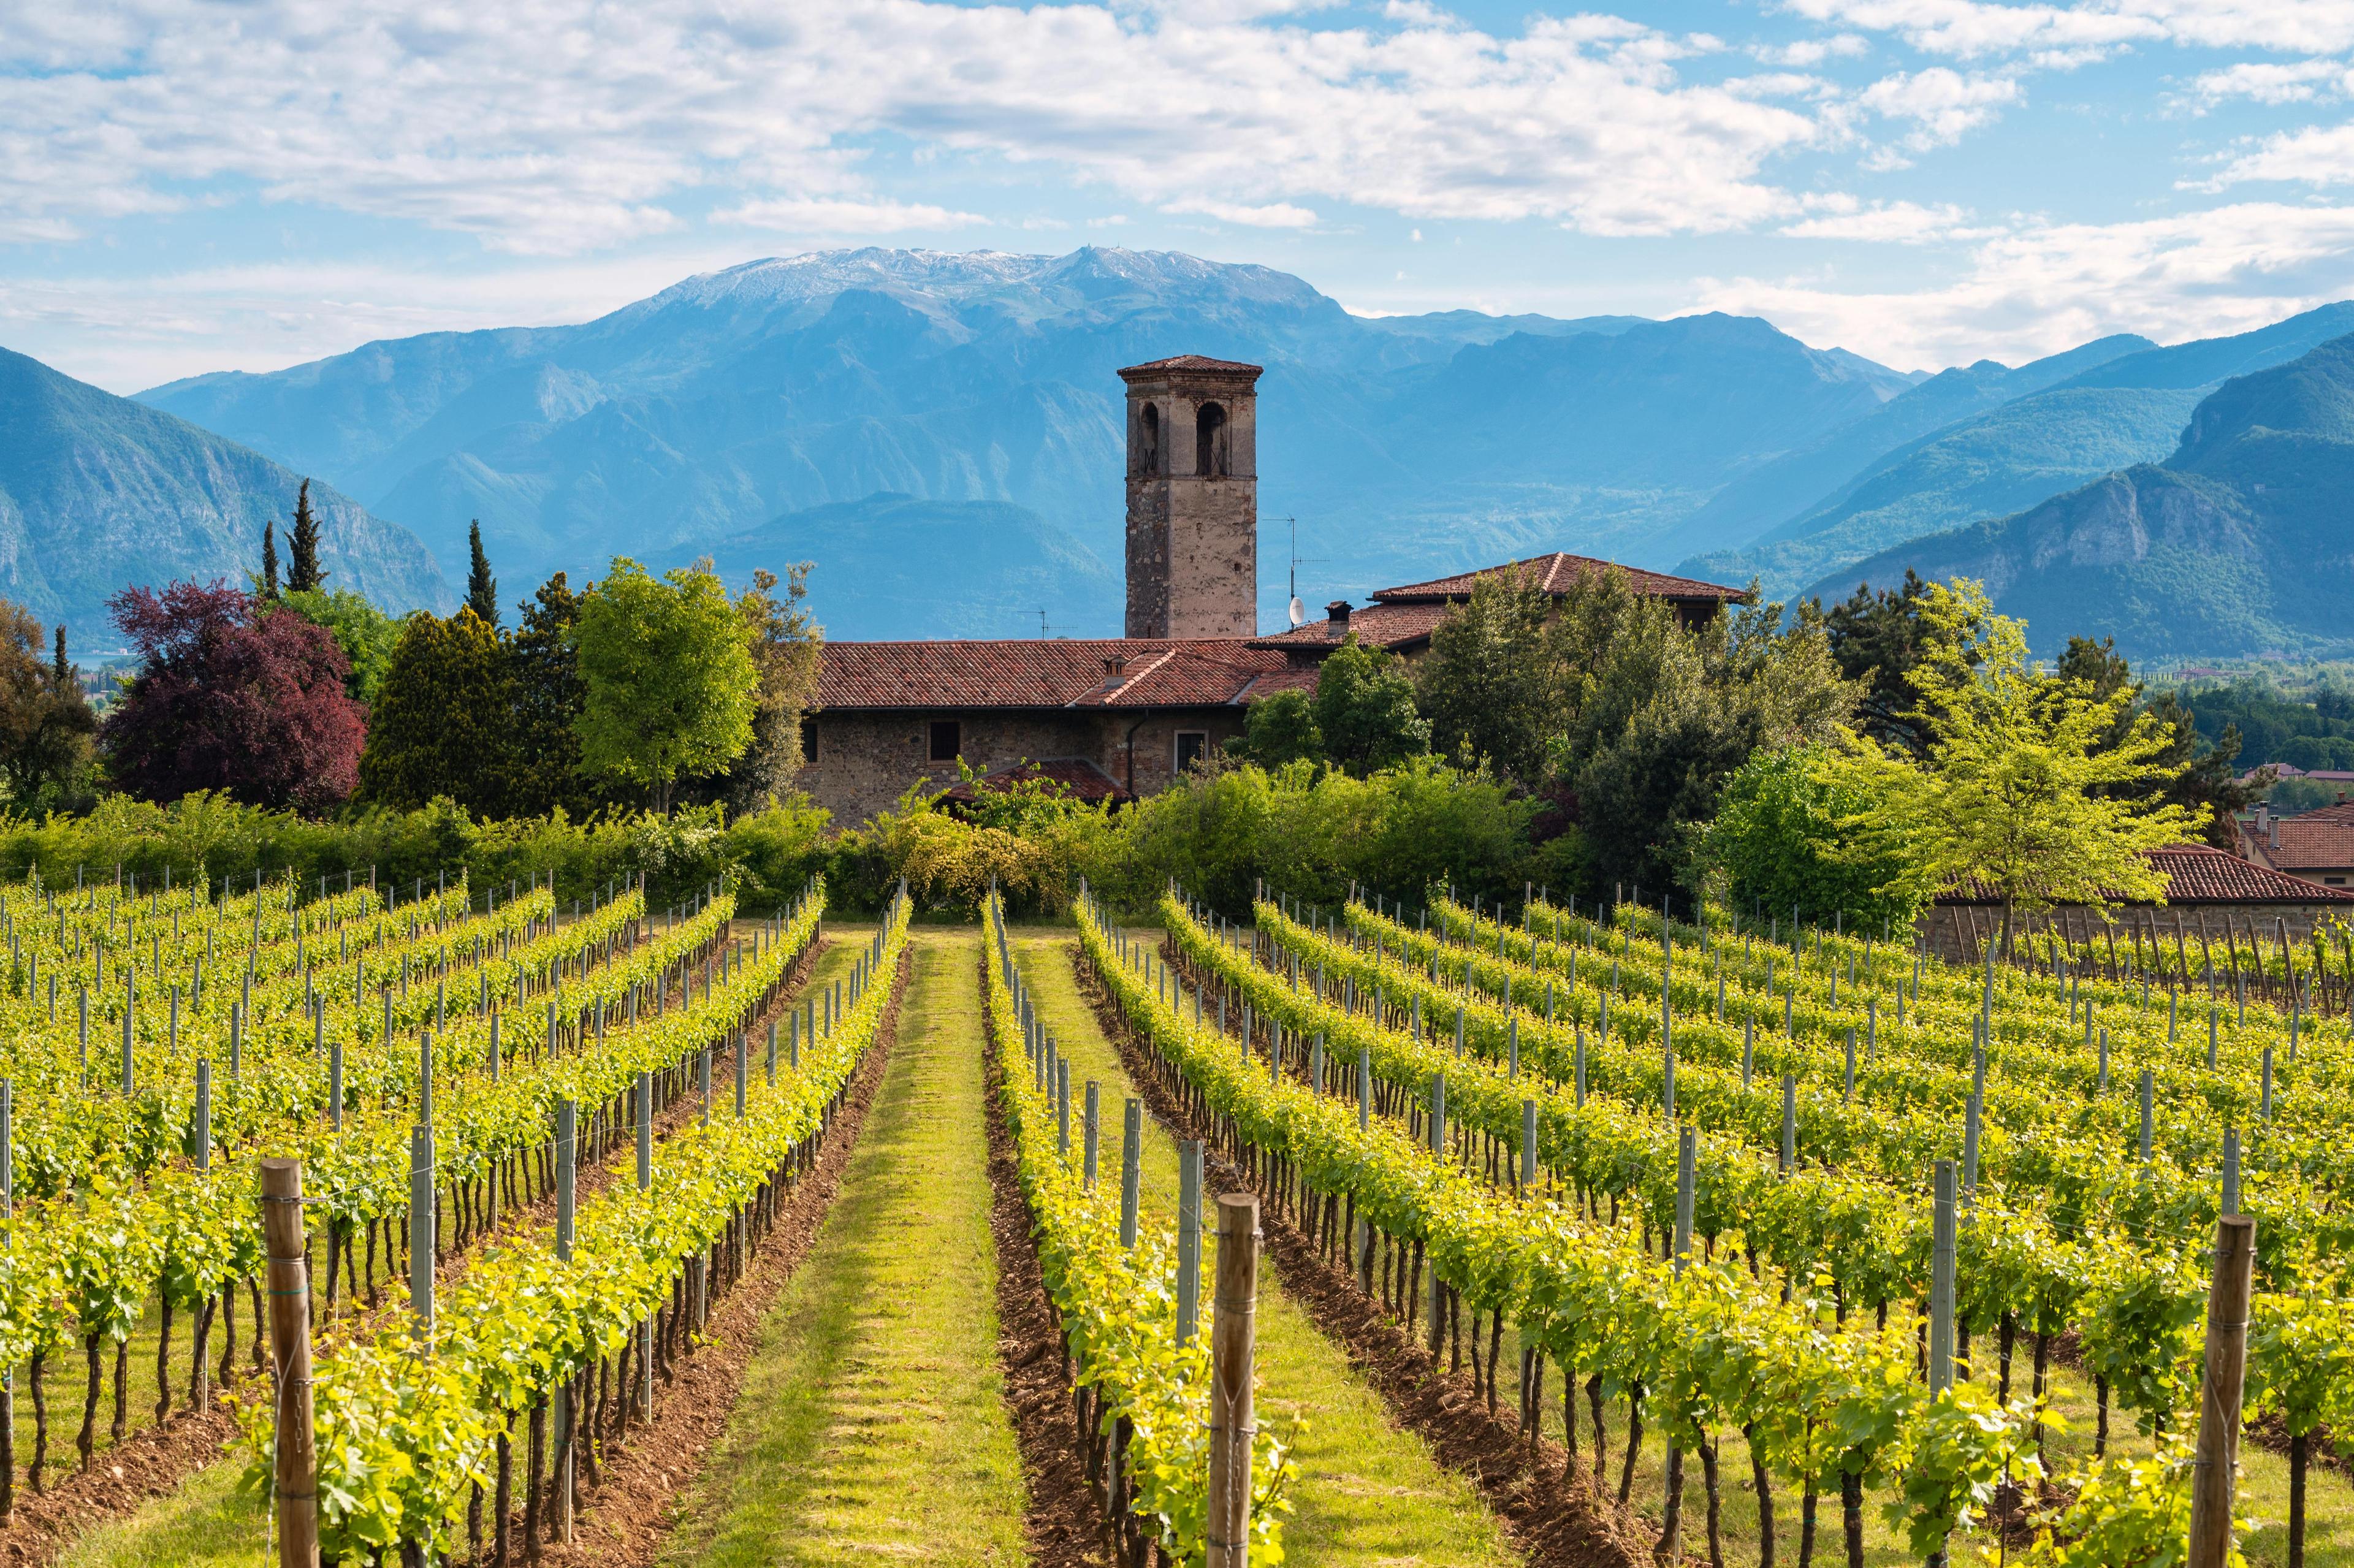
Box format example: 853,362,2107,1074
260,521,281,600
286,479,326,593
51,626,68,688
465,522,498,628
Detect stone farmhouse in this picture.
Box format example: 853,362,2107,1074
793,354,1746,826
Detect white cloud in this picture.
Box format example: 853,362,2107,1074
1701,200,2354,367
1786,0,2354,59
0,0,1829,254
1162,200,1323,229
1752,33,1873,64
2197,121,2354,186
1781,196,1995,241
2187,58,2353,106
1858,66,2022,151
717,197,986,233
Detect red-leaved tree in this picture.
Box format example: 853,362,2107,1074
102,580,366,813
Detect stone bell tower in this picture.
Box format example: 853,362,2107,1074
1120,355,1262,638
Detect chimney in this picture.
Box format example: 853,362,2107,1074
1325,599,1352,637
2272,815,2283,850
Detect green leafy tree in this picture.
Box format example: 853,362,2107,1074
505,572,596,818
259,520,281,601
0,606,97,810
286,479,326,594
1231,690,1322,770
572,558,758,814
1705,742,1923,931
276,588,400,704
1415,568,1565,786
712,565,822,811
1826,580,2204,956
2055,635,2263,850
357,607,512,814
1820,569,1981,759
465,522,498,628
1558,582,1852,902
1312,636,1429,775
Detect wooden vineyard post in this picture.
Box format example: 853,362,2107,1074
2188,1216,2256,1568
261,1158,320,1568
637,1071,654,1420
1208,1193,1260,1568
1177,1142,1203,1345
554,1099,577,1545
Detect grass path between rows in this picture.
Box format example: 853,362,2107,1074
58,930,874,1568
1013,926,1519,1567
661,928,1028,1567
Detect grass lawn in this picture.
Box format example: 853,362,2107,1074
1015,926,1518,1567
661,928,1029,1567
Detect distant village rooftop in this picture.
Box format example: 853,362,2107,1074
1251,551,1747,657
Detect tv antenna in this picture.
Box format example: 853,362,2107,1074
1282,516,1324,628
1032,608,1053,638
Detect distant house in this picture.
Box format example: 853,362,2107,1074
1925,842,2354,970
790,357,1746,827
2240,798,2354,888
1248,554,1746,675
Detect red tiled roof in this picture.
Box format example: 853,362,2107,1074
1249,601,1450,653
815,639,1286,712
939,758,1128,805
1119,355,1263,377
2268,810,2354,870
1371,553,1746,604
1937,843,2354,905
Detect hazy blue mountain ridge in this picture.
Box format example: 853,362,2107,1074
0,348,452,653
1686,303,2354,596
139,248,1921,635
1805,333,2354,658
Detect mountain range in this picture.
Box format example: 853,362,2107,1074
0,348,452,653
0,242,2342,657
1820,334,2354,658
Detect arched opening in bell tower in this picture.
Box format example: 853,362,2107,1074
1195,401,1228,478
1137,402,1161,476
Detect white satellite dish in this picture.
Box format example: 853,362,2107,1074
1287,595,1306,628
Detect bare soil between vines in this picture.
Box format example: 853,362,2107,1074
978,946,1115,1568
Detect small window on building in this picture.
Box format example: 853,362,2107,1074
1175,731,1208,773
928,720,962,763
2331,877,2347,885
799,717,818,765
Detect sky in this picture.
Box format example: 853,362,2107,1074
13,0,2354,391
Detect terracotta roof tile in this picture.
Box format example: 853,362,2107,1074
2268,812,2354,870
1249,602,1450,652
815,639,1286,712
1937,843,2354,905
1371,552,1746,604
1119,355,1263,377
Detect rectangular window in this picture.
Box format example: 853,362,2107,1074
799,717,818,765
929,720,962,763
1174,731,1208,773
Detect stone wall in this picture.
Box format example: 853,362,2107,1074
794,706,1252,826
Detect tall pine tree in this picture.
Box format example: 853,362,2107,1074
260,521,281,600
286,479,326,593
466,522,498,628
